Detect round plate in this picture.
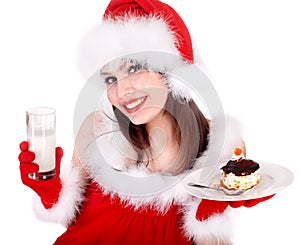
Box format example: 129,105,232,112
182,162,294,201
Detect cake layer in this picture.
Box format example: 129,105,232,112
220,171,260,190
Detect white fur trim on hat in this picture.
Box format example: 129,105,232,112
32,164,86,226
78,16,185,79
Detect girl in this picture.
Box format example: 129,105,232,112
18,0,272,244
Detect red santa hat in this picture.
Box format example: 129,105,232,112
102,0,194,63
78,0,201,100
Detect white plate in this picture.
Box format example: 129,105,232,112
182,162,294,201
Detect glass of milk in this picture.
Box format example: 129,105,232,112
26,107,56,180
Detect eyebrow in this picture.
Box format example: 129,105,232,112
100,71,112,76
100,60,134,76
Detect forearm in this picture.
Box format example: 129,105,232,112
32,163,87,226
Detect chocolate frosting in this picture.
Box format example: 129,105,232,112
221,159,260,176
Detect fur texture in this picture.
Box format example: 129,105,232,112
80,112,244,210
183,198,233,243
77,16,200,101
32,111,243,239
78,17,182,79
32,164,86,226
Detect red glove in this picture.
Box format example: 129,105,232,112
196,195,274,221
18,141,63,209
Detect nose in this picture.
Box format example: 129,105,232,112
117,76,135,98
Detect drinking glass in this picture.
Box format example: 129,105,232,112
26,107,56,180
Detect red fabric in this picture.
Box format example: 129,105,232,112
196,199,229,221
54,182,192,245
196,195,275,221
229,195,275,208
18,141,63,209
103,0,194,63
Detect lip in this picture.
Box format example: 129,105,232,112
121,96,147,114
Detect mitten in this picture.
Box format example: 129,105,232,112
196,195,275,221
18,141,63,209
196,199,229,221
228,194,275,208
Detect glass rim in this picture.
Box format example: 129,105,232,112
26,107,56,116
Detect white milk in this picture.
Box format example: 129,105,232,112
28,129,56,172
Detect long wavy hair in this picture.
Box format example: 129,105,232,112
113,92,209,175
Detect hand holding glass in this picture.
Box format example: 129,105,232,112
26,107,56,180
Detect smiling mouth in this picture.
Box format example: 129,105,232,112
122,96,147,113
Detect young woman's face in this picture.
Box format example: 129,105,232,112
101,60,168,125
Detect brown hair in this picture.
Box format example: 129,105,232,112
113,93,209,175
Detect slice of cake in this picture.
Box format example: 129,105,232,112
220,148,260,190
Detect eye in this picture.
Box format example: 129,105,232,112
104,76,117,85
128,64,142,74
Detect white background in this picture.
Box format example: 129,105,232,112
1,0,299,244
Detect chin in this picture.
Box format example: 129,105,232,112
129,115,155,125
129,109,162,125
129,115,149,125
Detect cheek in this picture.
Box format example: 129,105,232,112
106,85,118,106
148,73,167,89
135,73,167,90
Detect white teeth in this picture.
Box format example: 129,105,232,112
124,97,146,109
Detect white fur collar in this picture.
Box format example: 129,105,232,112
80,108,244,211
